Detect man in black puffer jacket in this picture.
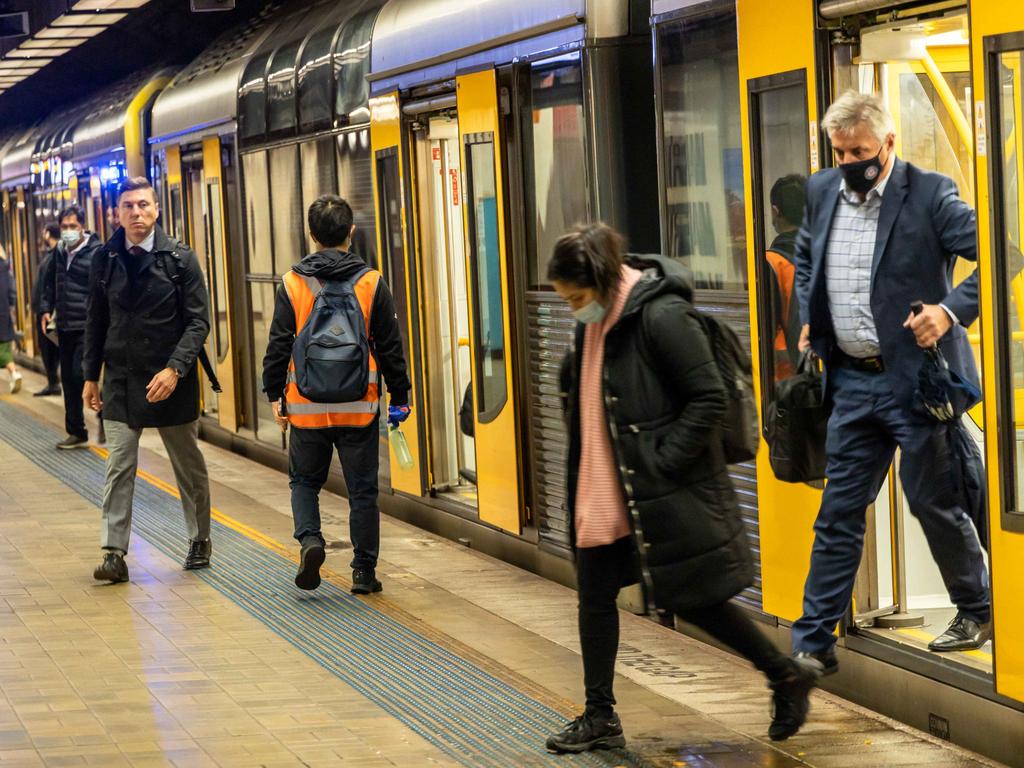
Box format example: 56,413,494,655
40,205,102,449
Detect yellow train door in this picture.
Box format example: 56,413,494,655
737,0,822,621
971,0,1024,705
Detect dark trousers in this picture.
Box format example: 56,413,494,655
35,314,59,387
288,420,380,571
57,330,86,440
791,366,991,654
577,537,790,717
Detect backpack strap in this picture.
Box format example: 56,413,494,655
158,248,222,394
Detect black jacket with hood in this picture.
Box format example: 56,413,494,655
559,254,754,613
262,249,410,409
41,232,102,333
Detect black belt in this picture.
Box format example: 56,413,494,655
834,350,885,373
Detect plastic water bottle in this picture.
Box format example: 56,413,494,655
390,427,413,470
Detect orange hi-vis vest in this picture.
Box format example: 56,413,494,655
283,268,381,428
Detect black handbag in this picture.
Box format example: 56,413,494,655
764,351,829,483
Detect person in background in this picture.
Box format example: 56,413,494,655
545,223,817,754
40,205,102,448
262,195,411,595
765,175,807,381
83,177,213,583
0,246,23,394
32,224,62,397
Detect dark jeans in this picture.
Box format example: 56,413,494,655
35,314,59,387
288,420,380,571
57,330,86,440
791,366,991,654
577,537,790,718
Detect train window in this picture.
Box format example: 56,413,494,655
269,145,303,271
990,44,1024,527
748,73,809,398
333,9,374,127
301,138,339,254
242,151,273,276
206,180,229,362
522,55,588,290
250,281,279,443
337,128,376,269
168,185,185,243
376,149,411,366
267,39,301,137
656,12,746,291
298,24,336,133
465,135,508,421
239,51,270,143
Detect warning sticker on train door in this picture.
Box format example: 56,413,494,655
975,100,987,157
432,147,441,161
450,169,459,206
809,120,820,172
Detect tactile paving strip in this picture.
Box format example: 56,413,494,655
0,402,651,768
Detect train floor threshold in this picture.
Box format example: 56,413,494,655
0,372,1004,768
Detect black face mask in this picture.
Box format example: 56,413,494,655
840,147,885,195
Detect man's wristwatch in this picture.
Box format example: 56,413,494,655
170,365,185,379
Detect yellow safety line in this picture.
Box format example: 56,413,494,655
894,626,993,661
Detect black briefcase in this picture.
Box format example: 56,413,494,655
764,351,828,483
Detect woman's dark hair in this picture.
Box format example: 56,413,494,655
546,222,625,301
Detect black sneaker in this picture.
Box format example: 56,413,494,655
295,542,326,591
93,552,129,583
768,657,821,741
795,648,839,676
545,712,625,753
351,568,382,595
33,386,60,397
184,539,211,570
56,435,89,450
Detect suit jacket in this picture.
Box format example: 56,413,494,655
794,158,980,410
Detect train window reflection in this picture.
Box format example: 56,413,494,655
269,145,302,270
657,12,746,291
242,151,273,275
465,138,507,420
523,55,587,290
250,281,278,443
301,138,338,254
207,180,229,362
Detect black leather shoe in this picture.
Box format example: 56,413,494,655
56,435,89,450
184,539,211,570
928,613,992,652
295,542,326,591
546,712,625,753
93,552,129,583
795,648,839,676
33,386,60,397
351,568,382,594
769,659,820,741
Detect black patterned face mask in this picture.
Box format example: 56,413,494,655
840,147,884,195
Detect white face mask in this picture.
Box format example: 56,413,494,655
572,300,607,325
61,229,82,248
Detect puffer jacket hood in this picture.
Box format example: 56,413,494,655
293,249,369,281
622,253,695,316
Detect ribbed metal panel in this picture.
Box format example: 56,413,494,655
526,292,576,557
693,288,762,612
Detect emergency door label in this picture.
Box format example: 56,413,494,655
975,100,987,157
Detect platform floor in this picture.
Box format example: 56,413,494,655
0,373,1004,767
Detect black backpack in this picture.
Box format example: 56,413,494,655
291,268,372,403
696,312,759,464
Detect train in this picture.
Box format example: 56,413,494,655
1,1,1022,762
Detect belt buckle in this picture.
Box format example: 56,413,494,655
863,356,883,372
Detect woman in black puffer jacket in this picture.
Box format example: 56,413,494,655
544,223,818,755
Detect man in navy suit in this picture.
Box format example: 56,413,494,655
774,90,990,737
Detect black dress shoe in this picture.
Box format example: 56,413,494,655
928,613,992,652
184,539,212,570
795,648,839,676
351,568,382,595
33,386,60,397
769,659,820,741
295,542,326,591
56,435,89,450
93,552,129,583
546,712,625,753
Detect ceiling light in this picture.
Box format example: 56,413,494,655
18,37,88,49
36,26,105,38
52,13,127,26
73,0,150,8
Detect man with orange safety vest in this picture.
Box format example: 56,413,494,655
262,195,411,594
765,175,806,382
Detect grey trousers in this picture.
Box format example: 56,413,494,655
102,419,211,554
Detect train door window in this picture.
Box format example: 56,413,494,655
465,134,507,418
269,145,303,270
168,185,185,243
748,71,810,399
206,180,229,361
300,138,338,254
657,11,746,291
337,128,377,268
522,54,588,289
376,149,409,364
989,40,1024,531
186,162,219,415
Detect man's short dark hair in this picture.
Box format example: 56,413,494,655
769,174,807,227
58,205,87,226
308,195,354,248
44,223,60,240
117,176,158,204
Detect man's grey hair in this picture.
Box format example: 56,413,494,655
821,90,895,143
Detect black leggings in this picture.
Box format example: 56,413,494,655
577,537,791,717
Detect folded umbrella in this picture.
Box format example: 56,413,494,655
909,302,981,423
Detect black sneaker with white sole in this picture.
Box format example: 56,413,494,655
295,542,326,590
546,712,625,753
351,568,382,594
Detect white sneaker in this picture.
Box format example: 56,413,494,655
9,371,22,394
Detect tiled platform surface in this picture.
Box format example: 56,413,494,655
0,371,1005,768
